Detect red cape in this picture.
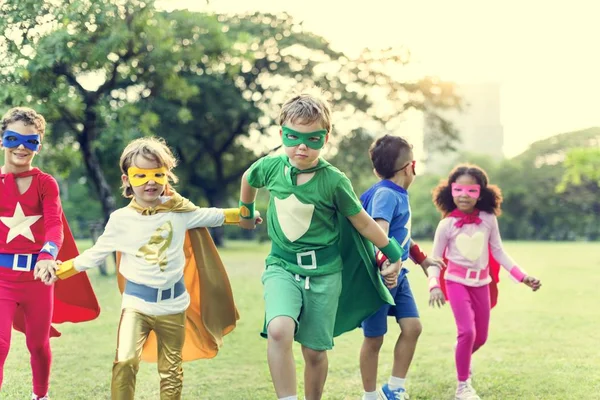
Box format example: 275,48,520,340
440,245,500,308
13,214,101,337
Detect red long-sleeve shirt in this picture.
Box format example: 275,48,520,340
0,168,64,267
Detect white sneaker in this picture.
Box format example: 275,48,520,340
455,382,480,400
32,394,49,400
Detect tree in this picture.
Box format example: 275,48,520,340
0,0,228,222
139,11,462,244
1,2,461,242
559,147,600,189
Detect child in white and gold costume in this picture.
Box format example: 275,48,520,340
41,137,260,400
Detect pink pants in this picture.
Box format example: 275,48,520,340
446,280,490,382
0,278,54,397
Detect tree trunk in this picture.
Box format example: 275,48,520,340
80,139,116,223
79,126,116,276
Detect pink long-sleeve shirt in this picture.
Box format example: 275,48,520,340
429,211,526,287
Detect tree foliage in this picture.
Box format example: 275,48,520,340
1,1,461,245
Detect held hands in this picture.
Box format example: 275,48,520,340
239,210,262,230
523,275,542,291
380,259,401,289
429,287,446,308
421,257,446,270
33,260,58,286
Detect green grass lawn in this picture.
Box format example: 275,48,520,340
2,241,600,399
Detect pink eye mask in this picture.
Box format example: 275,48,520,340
451,183,480,199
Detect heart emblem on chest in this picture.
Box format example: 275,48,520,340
455,231,484,261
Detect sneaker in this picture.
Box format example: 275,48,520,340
455,382,480,400
379,383,410,399
32,394,49,400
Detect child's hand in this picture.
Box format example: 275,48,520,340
254,210,263,225
429,287,446,308
34,260,57,285
380,260,401,289
523,275,541,291
240,211,262,229
421,257,446,270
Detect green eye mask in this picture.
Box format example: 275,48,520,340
281,126,327,150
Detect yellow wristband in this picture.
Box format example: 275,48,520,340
223,208,241,225
57,259,79,280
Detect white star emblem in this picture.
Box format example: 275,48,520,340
41,242,55,253
0,202,42,243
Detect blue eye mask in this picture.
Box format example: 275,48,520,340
2,130,41,152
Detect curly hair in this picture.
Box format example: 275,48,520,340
369,134,413,179
1,107,47,138
432,163,503,216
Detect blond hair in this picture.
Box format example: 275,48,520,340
119,136,179,198
278,91,332,132
1,107,47,138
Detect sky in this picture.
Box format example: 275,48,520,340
157,0,600,157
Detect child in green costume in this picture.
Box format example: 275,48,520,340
239,91,404,400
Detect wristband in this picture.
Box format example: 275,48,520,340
56,259,79,280
379,237,403,263
375,250,388,270
239,200,255,220
409,243,427,265
223,208,241,225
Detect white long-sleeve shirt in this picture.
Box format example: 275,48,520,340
74,198,226,315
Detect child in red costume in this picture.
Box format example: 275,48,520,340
0,107,99,400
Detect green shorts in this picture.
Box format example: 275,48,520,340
261,264,342,350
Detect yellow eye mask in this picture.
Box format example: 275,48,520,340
127,166,168,186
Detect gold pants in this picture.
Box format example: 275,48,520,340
111,308,186,400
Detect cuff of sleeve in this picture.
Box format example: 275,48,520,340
57,259,79,280
223,208,241,225
509,266,527,282
39,241,59,260
37,253,54,262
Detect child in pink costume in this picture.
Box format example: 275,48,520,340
427,164,542,400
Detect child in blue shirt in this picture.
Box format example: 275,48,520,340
359,135,445,400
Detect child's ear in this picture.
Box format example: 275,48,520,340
325,133,330,144
121,174,129,187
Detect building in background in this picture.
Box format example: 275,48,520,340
423,82,504,175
